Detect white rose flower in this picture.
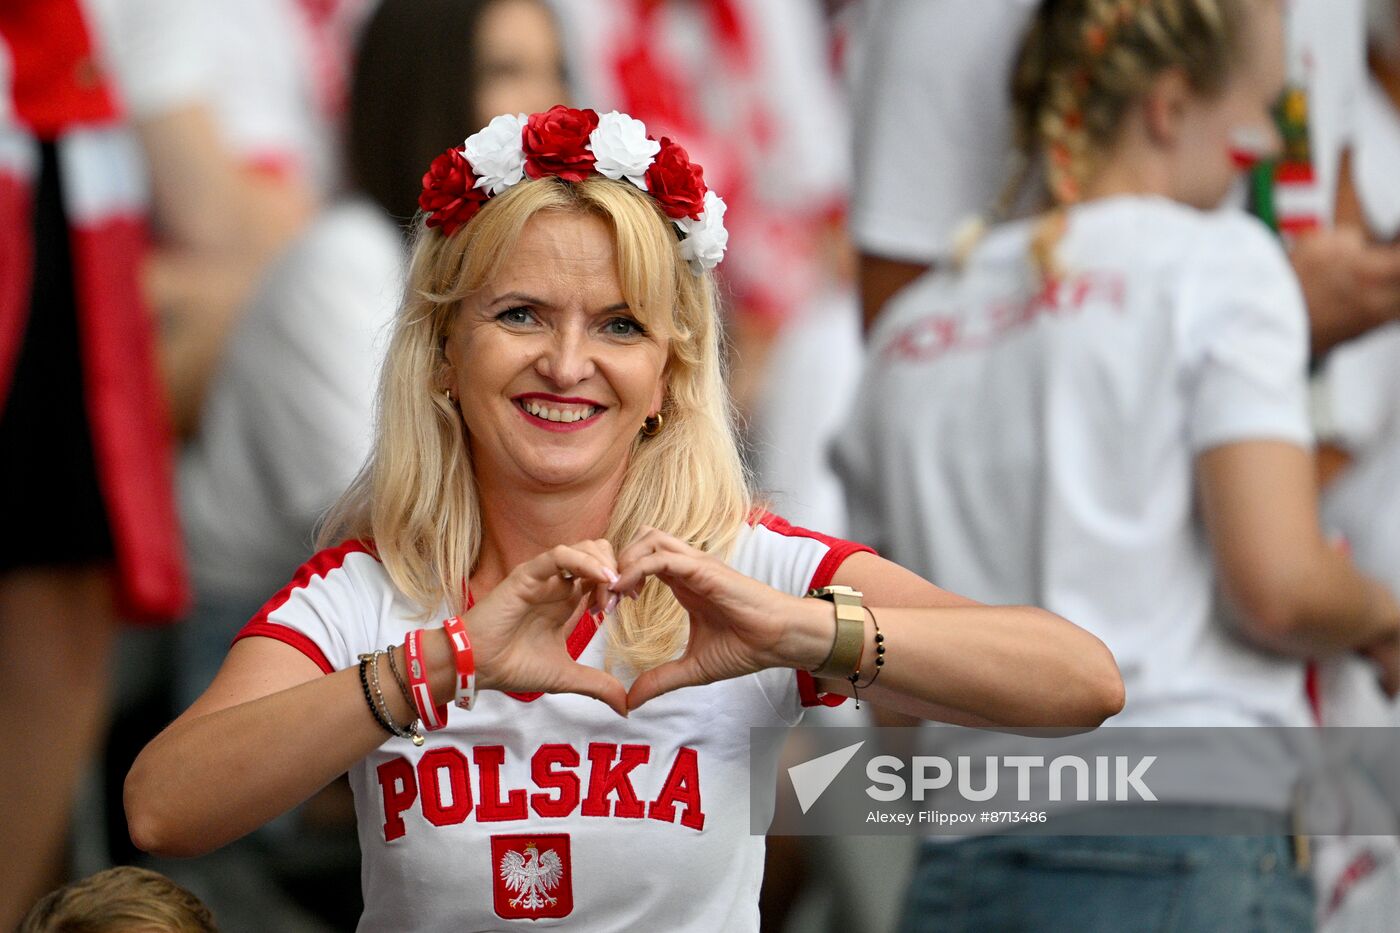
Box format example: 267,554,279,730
676,191,728,273
589,111,660,190
464,113,528,195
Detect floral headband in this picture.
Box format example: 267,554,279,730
417,106,728,274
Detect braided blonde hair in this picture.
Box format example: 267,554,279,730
1005,0,1254,276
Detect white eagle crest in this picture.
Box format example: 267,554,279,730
499,841,564,911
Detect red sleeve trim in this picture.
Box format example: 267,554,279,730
231,539,376,674
749,508,876,553
748,510,876,709
233,621,335,675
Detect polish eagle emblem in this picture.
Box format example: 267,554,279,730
499,840,564,911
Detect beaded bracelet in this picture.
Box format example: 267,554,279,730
360,652,425,746
848,608,886,709
370,650,425,746
358,653,396,736
385,643,416,709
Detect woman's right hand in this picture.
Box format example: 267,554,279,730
460,540,628,716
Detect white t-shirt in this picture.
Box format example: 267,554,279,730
837,196,1314,734
1354,74,1400,240
180,200,404,598
752,292,863,536
849,0,1040,264
235,514,868,932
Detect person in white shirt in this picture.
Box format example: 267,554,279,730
850,0,1041,329
1307,3,1400,928
836,1,1400,929
124,98,1123,931
852,0,1400,354
177,0,571,706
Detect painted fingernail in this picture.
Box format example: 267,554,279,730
604,593,619,614
603,568,620,585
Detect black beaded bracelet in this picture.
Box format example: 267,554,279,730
363,651,425,746
359,653,397,737
848,608,886,709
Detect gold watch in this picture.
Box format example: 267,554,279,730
806,585,865,679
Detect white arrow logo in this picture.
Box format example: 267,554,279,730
788,741,865,814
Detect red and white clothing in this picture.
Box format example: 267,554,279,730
0,0,187,619
554,0,849,325
234,514,869,931
836,197,1314,815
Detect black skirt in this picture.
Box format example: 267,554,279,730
0,141,114,570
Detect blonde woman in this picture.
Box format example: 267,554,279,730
125,107,1122,930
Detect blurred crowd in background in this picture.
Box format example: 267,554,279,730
3,0,1400,930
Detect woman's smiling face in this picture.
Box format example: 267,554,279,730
443,210,669,493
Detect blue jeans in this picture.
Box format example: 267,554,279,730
899,830,1314,932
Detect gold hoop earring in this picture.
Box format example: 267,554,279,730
641,413,664,437
443,388,455,404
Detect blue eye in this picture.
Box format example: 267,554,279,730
603,316,645,337
497,307,536,325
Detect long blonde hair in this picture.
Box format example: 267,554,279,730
1004,0,1255,275
321,175,752,671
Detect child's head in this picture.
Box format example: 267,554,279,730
19,867,216,933
1011,0,1285,212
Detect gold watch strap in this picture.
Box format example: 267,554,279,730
808,585,865,679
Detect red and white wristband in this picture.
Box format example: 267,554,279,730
405,628,448,731
443,615,477,711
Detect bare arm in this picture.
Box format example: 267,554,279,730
815,552,1125,729
1197,440,1400,655
858,252,929,334
124,638,427,857
613,535,1125,729
125,543,629,857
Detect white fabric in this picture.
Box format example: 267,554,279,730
196,0,342,193
1285,0,1368,229
248,518,863,932
1313,63,1400,734
849,0,1040,264
1309,58,1400,932
180,200,404,598
1355,74,1400,239
752,291,863,536
836,198,1315,817
852,0,1365,262
84,0,213,118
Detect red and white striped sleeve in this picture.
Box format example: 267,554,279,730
232,540,379,674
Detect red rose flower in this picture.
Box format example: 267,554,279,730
644,138,707,220
522,106,600,182
419,148,490,236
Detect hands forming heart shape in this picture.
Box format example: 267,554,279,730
461,528,829,717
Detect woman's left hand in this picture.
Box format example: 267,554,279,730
611,528,833,709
